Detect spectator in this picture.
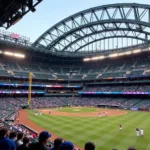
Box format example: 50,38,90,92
128,147,137,150
60,141,74,150
85,142,95,150
26,131,33,139
31,132,37,139
15,132,24,148
0,128,16,150
29,131,51,150
17,137,31,150
9,131,17,141
50,138,63,150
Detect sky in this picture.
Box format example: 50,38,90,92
3,0,150,43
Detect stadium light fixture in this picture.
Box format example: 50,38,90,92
83,48,143,62
124,51,131,55
14,53,25,58
118,52,124,56
4,51,25,58
133,49,141,53
83,58,91,61
4,51,14,56
92,57,99,60
98,56,105,59
109,53,118,58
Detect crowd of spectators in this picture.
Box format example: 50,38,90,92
83,85,150,92
11,124,37,140
139,104,150,111
0,127,52,150
0,96,150,120
0,99,16,110
0,124,95,150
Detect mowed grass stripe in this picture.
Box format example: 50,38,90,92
28,109,150,150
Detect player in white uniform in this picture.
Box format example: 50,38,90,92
136,128,139,137
35,111,37,116
140,129,144,137
119,125,122,131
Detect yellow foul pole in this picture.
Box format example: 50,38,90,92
28,72,32,105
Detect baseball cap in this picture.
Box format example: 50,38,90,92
39,131,51,139
60,141,74,150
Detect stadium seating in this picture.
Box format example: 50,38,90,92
0,69,10,76
84,73,98,79
134,100,150,108
1,56,150,80
101,72,125,78
0,99,15,110
121,99,141,108
71,74,83,79
83,85,150,92
106,98,127,107
0,110,13,120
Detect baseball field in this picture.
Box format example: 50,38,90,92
19,107,150,150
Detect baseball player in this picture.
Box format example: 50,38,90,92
136,128,140,137
119,124,122,131
140,129,144,137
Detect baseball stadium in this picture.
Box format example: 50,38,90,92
0,1,150,150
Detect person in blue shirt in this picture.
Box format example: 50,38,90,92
0,127,16,150
9,131,17,141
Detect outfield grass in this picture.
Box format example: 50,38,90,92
27,108,150,150
57,107,97,113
